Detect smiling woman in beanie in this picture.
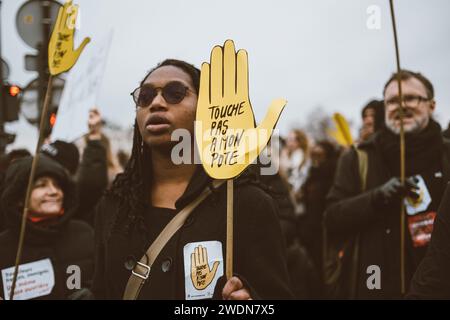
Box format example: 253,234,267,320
0,155,94,300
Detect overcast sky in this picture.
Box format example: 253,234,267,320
2,0,450,151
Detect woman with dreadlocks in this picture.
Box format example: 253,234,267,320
91,59,293,300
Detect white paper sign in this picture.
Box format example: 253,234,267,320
1,258,55,300
51,30,113,142
183,241,223,300
405,175,432,215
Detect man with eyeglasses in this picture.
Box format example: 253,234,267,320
324,70,450,299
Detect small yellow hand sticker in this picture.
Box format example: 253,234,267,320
406,189,424,207
195,40,286,179
48,0,90,75
191,245,220,290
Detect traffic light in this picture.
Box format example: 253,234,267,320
1,83,22,122
49,111,57,127
9,85,20,97
42,106,58,138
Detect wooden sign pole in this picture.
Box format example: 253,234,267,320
226,179,234,280
9,75,54,300
389,0,406,295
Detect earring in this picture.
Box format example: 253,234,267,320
140,141,144,154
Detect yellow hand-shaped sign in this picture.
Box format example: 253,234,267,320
328,113,354,147
195,40,286,179
48,0,90,75
191,245,220,290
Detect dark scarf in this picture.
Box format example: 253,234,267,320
376,119,443,176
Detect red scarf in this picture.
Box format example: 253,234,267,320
28,209,65,223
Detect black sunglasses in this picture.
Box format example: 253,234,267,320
131,81,194,107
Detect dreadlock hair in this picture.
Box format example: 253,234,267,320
106,59,200,241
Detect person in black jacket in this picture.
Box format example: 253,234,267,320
325,70,450,299
92,59,293,300
0,155,94,300
298,140,340,285
257,160,320,299
75,108,122,188
407,181,450,299
74,114,110,226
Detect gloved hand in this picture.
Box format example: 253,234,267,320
373,176,420,206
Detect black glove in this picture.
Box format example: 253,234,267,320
373,176,419,206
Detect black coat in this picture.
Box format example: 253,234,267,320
259,169,321,299
299,159,338,275
408,182,450,299
325,134,450,299
0,156,95,300
75,140,108,226
92,167,293,300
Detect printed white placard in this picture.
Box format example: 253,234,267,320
1,258,55,300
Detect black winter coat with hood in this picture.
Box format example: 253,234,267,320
92,166,293,300
324,123,450,299
0,156,94,300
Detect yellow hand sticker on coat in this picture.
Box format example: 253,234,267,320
404,175,432,215
48,0,90,75
195,40,286,179
191,245,220,290
406,189,424,207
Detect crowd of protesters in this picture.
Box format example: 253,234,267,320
0,64,449,300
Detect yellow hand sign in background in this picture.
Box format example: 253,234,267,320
191,245,220,290
195,40,286,179
48,0,90,75
328,113,354,147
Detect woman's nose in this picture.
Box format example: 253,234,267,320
47,182,59,195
